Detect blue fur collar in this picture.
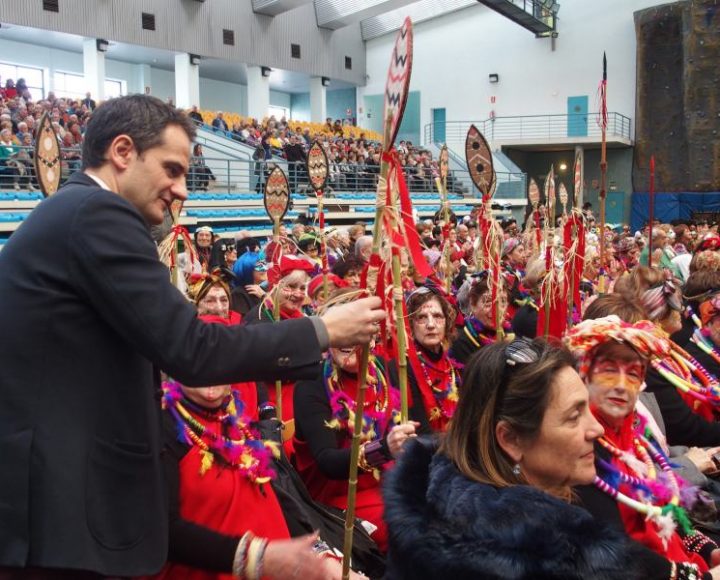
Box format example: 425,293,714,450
382,438,639,580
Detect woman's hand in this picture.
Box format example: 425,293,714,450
386,421,420,458
685,447,720,474
263,533,336,580
245,284,265,298
711,548,720,567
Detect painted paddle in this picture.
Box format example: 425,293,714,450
34,112,62,197
465,124,494,199
263,165,290,423
307,141,330,300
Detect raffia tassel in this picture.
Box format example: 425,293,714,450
651,511,677,551
429,407,442,422
264,440,281,459
539,262,562,308
199,449,214,476
324,418,342,430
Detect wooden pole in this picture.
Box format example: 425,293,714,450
318,191,329,301
342,110,394,580
647,155,655,266
598,53,608,294
271,215,283,422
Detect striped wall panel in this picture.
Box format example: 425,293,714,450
0,0,366,84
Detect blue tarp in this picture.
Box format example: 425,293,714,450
631,192,720,232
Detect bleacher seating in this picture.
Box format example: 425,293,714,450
197,110,383,142
0,188,483,245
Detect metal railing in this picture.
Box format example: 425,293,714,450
0,147,526,200
424,112,633,145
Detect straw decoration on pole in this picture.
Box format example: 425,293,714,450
341,17,421,580
465,124,503,339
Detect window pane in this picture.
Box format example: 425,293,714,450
0,64,16,82
104,79,122,98
20,67,43,87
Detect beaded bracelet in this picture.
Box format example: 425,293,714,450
232,532,253,578
676,562,700,580
358,443,372,472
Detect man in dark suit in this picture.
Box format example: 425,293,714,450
82,91,97,111
0,95,384,578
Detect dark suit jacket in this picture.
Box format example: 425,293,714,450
0,173,323,576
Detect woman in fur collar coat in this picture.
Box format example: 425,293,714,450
384,339,648,580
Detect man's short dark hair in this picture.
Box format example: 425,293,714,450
82,95,196,169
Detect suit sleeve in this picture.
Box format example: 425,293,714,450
68,191,323,386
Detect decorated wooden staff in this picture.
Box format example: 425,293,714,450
263,165,291,422
542,165,556,338
465,125,503,338
525,178,542,259
598,52,609,293
435,145,453,292
157,199,196,289
307,141,330,299
342,16,427,580
647,155,656,264
34,112,61,197
564,152,585,328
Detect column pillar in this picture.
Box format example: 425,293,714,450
82,38,106,101
133,64,152,95
174,53,200,110
247,65,270,121
310,76,327,124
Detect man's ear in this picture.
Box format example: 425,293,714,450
105,134,136,171
495,420,523,464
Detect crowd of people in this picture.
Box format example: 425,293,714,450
0,75,92,189
173,189,720,579
192,107,459,194
7,94,720,579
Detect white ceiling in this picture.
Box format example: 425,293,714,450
0,23,356,93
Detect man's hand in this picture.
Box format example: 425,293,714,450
321,296,385,348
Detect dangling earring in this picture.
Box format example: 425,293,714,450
512,463,521,477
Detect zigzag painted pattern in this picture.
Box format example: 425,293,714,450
383,17,413,145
